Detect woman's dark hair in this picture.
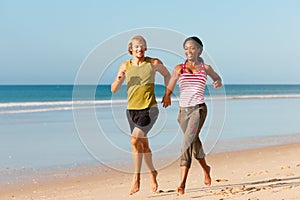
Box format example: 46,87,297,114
183,36,203,48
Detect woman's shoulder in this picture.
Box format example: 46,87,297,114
175,64,183,70
203,64,213,71
173,64,183,74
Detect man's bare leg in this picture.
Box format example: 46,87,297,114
129,172,140,195
130,130,144,195
142,138,158,192
198,158,211,186
177,166,189,195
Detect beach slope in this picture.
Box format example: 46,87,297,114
1,142,300,200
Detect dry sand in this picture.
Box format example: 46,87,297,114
1,142,300,200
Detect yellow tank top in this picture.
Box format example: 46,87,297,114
125,57,157,109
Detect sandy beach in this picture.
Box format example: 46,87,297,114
1,142,299,200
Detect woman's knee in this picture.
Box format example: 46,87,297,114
180,159,191,168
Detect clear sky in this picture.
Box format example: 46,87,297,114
1,0,299,85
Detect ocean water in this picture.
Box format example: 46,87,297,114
1,84,300,182
1,84,300,103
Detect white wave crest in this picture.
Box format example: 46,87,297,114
0,95,299,115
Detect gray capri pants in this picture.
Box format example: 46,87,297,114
178,103,207,168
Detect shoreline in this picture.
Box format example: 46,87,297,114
3,132,300,181
1,141,300,199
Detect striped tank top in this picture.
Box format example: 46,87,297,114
178,62,207,107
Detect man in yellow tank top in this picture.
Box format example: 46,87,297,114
111,35,171,195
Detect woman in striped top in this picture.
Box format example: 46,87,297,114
161,36,222,195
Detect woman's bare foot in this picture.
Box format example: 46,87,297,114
204,165,211,186
176,185,185,195
150,170,158,192
129,174,140,195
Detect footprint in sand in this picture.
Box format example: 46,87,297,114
218,185,260,195
247,170,268,176
247,172,257,176
215,179,228,182
248,197,259,200
273,185,293,193
259,170,269,174
155,189,175,194
281,165,291,170
262,186,272,190
282,186,293,190
244,186,261,193
285,173,295,177
231,186,246,194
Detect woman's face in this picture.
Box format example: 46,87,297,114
184,40,202,61
131,39,146,58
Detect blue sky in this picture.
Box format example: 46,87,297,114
1,0,299,84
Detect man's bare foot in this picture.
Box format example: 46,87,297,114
204,165,211,186
150,170,158,192
129,175,140,195
176,186,185,195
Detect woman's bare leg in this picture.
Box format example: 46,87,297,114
177,166,189,195
198,158,211,186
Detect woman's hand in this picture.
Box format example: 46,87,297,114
161,94,171,108
212,80,222,88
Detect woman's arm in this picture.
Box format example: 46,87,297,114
161,64,182,108
205,64,222,88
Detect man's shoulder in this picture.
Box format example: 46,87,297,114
147,57,162,65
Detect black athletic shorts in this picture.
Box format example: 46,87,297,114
126,106,159,136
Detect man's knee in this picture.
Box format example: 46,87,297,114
139,138,151,153
130,137,141,151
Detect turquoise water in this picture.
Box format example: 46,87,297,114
1,84,300,103
1,84,300,114
0,85,300,181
